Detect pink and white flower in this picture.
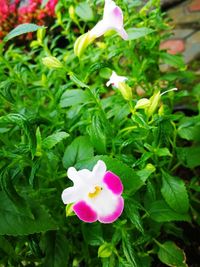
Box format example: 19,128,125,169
74,0,128,57
106,71,127,88
90,0,128,40
61,160,124,223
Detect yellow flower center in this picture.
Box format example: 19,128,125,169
88,186,102,198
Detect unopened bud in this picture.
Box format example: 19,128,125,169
135,98,150,109
66,203,74,217
146,163,156,172
42,56,63,69
158,104,164,116
146,91,161,117
69,5,76,22
74,32,95,57
98,243,113,258
37,27,45,44
118,82,133,101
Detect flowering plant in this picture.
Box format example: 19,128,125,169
0,0,58,40
62,160,124,223
0,0,199,266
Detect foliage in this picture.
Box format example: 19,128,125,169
0,0,57,40
0,0,200,266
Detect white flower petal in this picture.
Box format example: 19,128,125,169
92,160,107,183
106,71,127,88
89,0,127,40
61,187,83,204
77,169,92,179
86,186,120,218
103,1,123,28
67,166,92,185
116,27,128,40
90,20,108,38
67,167,78,182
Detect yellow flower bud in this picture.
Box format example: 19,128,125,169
42,56,63,69
66,203,74,217
158,104,164,116
69,5,76,22
37,27,46,44
74,32,95,58
135,98,150,110
146,91,161,117
118,82,133,101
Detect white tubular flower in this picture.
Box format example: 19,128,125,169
74,0,128,57
90,0,128,40
106,71,127,88
61,160,124,224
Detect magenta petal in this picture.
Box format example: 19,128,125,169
113,6,122,19
103,171,123,195
73,201,98,223
98,196,124,223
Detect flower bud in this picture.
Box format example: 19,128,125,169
66,203,74,217
74,32,95,58
69,5,76,22
135,98,150,110
158,104,164,116
98,243,113,258
146,91,161,117
118,82,133,101
37,27,45,44
42,56,63,69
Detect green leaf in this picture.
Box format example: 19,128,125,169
0,113,36,156
88,114,107,154
161,171,189,213
0,192,57,235
127,27,154,40
75,2,94,21
0,236,16,259
136,163,156,183
125,200,144,233
43,231,69,267
60,89,90,108
76,156,144,194
0,168,34,220
177,146,200,168
156,147,172,157
62,136,94,169
29,158,41,186
158,241,188,267
69,73,89,88
178,126,200,141
160,52,185,69
42,131,69,149
148,200,190,222
82,224,104,246
4,23,44,41
178,115,200,141
122,231,138,267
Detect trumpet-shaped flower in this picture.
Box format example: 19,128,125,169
106,71,132,101
74,0,128,57
106,71,127,88
61,160,124,223
90,0,128,40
